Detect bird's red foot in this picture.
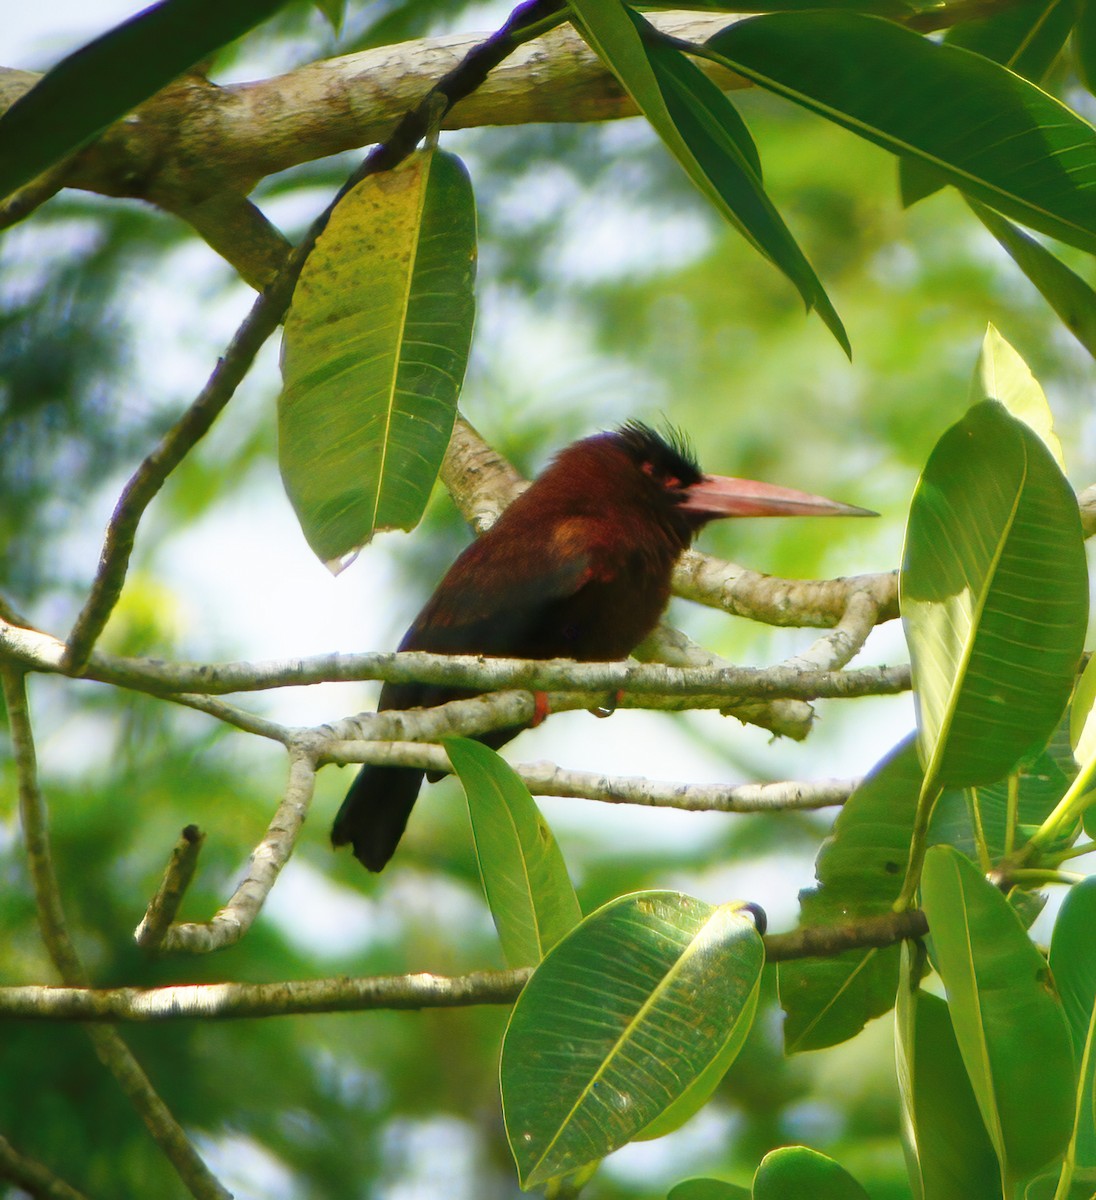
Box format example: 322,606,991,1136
590,689,624,718
530,690,551,727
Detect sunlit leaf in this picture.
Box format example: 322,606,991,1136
752,1145,870,1199
901,400,1088,789
970,324,1065,467
922,846,1075,1180
706,13,1096,255
567,0,848,354
895,946,1001,1200
502,892,763,1187
779,736,920,1052
445,738,581,968
0,0,291,199
279,149,476,567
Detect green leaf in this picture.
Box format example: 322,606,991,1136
1070,654,1096,766
921,846,1075,1181
279,149,476,567
900,0,1077,206
1050,877,1096,1174
779,736,920,1052
445,738,581,968
666,1179,750,1200
969,202,1096,362
567,1,848,354
314,0,346,35
0,0,291,200
970,324,1065,467
705,13,1096,255
501,892,764,1188
901,400,1088,790
752,1146,870,1200
895,946,1002,1200
1076,0,1096,95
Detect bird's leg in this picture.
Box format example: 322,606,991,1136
530,690,551,727
589,689,624,718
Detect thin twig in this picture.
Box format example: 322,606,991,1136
0,666,230,1200
0,910,928,1023
151,747,317,953
134,826,207,952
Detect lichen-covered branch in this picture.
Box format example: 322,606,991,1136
148,747,317,954
0,910,927,1023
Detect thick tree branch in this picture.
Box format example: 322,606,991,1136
0,14,741,220
0,910,928,1022
0,667,230,1200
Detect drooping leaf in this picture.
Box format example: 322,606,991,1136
705,13,1096,255
921,846,1075,1181
779,736,920,1052
900,0,1077,205
279,149,476,568
970,324,1065,467
901,400,1088,790
0,0,291,200
969,202,1096,362
501,892,763,1188
1050,876,1096,1174
445,738,581,968
895,946,1002,1200
752,1145,871,1200
567,1,848,354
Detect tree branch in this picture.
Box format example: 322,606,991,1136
144,746,317,954
0,666,230,1200
0,1134,89,1200
0,910,927,1022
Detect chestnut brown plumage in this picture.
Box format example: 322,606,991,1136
332,423,872,871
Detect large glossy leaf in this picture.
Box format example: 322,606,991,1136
969,202,1096,362
567,1,848,354
779,736,920,1052
279,149,476,567
895,946,1002,1200
0,0,291,200
705,13,1096,255
901,400,1088,789
922,846,1075,1181
752,1146,870,1200
501,892,763,1188
1050,877,1096,1177
445,738,581,969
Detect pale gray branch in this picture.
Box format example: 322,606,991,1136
0,910,929,1023
322,738,859,811
150,747,317,954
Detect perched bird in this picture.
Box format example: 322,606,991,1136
333,422,872,871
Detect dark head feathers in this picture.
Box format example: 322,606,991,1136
614,421,702,488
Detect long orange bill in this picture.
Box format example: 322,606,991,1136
680,474,877,519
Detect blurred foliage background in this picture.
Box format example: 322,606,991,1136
2,2,1095,1197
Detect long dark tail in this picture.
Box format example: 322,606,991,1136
331,764,425,872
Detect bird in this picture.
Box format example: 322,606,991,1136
332,422,873,871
